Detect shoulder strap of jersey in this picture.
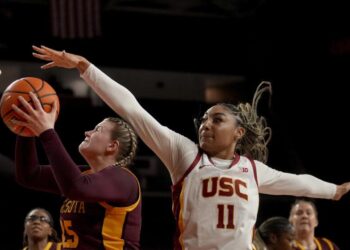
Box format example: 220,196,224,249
248,157,258,186
172,150,202,188
320,237,336,250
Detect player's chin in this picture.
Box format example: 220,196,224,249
78,142,88,154
199,141,212,153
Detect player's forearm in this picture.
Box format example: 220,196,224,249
260,173,336,199
80,64,173,159
39,129,82,195
80,64,197,178
15,136,41,185
15,136,59,193
80,64,139,118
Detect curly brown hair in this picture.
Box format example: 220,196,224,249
218,81,272,163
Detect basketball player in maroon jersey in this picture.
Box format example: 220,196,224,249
290,199,339,250
12,92,141,249
23,207,61,250
31,45,350,250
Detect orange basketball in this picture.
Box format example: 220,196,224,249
0,77,60,137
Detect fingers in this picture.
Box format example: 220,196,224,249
32,45,45,53
18,95,37,115
10,93,41,123
32,44,84,71
32,52,53,61
51,98,59,115
10,118,27,127
29,92,42,110
41,62,56,70
33,45,55,69
32,45,54,61
40,45,60,54
11,102,31,122
32,44,60,62
12,93,43,117
32,45,58,55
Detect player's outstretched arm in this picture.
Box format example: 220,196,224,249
32,45,90,74
333,182,350,200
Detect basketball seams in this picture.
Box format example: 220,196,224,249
3,78,55,96
39,93,58,98
1,100,34,119
0,77,60,137
23,78,45,92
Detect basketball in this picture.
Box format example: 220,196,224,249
0,77,60,137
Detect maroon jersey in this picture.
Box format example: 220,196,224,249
59,169,141,250
23,242,62,250
15,130,141,249
294,237,339,250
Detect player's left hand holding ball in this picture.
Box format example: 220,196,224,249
11,92,58,137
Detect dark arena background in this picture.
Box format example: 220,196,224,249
1,0,350,249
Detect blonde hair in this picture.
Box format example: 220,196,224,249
106,117,138,167
219,81,272,163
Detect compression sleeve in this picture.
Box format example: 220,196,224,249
256,161,336,199
39,129,139,204
81,64,198,182
15,136,60,194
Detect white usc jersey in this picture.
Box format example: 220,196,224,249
172,152,259,250
83,64,337,250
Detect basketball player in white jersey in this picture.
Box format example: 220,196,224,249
32,45,350,250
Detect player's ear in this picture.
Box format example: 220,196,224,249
269,233,278,244
235,126,246,140
107,139,119,152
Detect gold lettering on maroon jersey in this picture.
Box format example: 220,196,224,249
60,199,86,214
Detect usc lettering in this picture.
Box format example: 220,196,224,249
202,177,248,200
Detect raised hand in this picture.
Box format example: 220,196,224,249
32,45,90,74
11,92,58,136
333,182,350,200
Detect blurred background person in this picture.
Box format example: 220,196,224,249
289,198,339,250
23,207,61,250
253,216,295,250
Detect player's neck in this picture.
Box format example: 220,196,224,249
296,237,317,250
27,239,49,250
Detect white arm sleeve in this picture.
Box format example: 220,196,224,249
256,161,336,199
81,64,198,182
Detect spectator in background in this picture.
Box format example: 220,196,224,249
289,198,339,250
22,207,61,250
253,216,295,250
